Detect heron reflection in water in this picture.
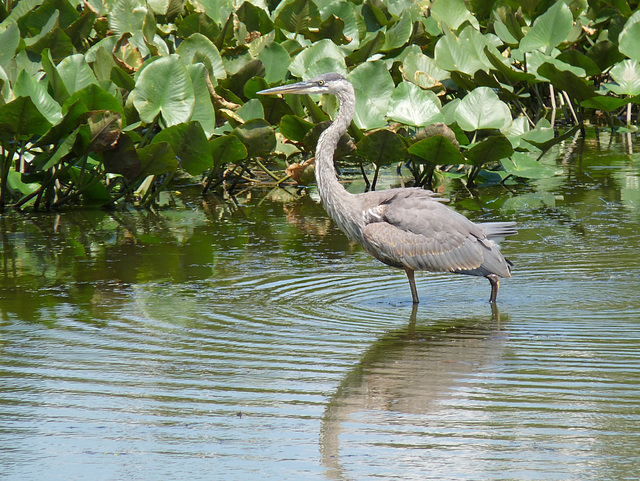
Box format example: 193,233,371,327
259,73,516,304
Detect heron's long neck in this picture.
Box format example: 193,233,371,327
314,87,361,239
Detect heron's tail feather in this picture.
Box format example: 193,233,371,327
481,222,517,243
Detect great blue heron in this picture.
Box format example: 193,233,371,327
258,73,516,304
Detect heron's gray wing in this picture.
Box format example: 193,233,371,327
361,192,507,275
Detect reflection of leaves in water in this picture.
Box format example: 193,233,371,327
321,309,507,480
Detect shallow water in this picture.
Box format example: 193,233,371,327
1,132,640,480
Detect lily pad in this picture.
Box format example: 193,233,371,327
138,142,178,177
257,41,291,84
176,33,226,80
288,39,346,79
603,60,640,97
387,81,443,127
13,69,63,125
151,121,211,175
519,1,573,54
430,0,478,30
232,118,276,158
356,129,406,167
0,96,52,139
464,134,513,167
619,11,640,62
209,134,248,172
454,87,511,131
501,152,558,179
408,135,464,165
131,54,195,127
280,115,314,142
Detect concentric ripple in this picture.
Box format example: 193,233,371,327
2,173,640,480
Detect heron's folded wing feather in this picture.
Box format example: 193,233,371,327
362,221,485,272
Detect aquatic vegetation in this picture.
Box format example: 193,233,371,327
0,0,638,210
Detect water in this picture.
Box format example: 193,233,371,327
1,132,640,480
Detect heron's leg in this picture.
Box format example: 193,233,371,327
405,268,419,304
487,274,500,303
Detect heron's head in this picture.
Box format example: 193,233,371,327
257,73,348,97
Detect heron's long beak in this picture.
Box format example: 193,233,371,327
257,80,320,96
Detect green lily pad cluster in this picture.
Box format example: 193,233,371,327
0,0,637,210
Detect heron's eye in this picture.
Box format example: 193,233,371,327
318,80,325,86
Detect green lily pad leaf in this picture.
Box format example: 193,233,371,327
13,70,63,125
90,45,115,83
603,60,640,97
501,152,558,179
381,11,413,51
237,99,264,122
345,30,385,65
29,27,74,62
408,135,464,166
586,40,625,72
430,0,478,30
581,94,640,111
280,115,314,142
493,16,518,45
387,81,443,127
56,53,98,95
454,87,511,131
185,64,216,138
519,1,572,54
307,14,351,45
257,41,291,84
256,94,294,126
39,126,81,171
0,22,20,71
109,0,146,35
138,141,179,176
321,1,360,49
176,33,226,80
35,99,88,146
435,26,499,76
288,39,346,79
484,47,538,84
356,129,406,167
348,61,394,119
151,121,211,175
519,118,554,148
556,50,602,77
63,83,123,114
66,9,96,49
220,60,265,97
537,62,596,100
0,96,52,139
8,171,40,199
231,118,276,157
23,10,57,46
209,134,248,171
0,0,43,31
401,50,449,89
619,11,640,62
23,0,79,30
131,54,195,127
177,12,220,39
274,0,321,34
464,134,513,167
237,1,274,33
352,88,388,130
41,49,68,99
